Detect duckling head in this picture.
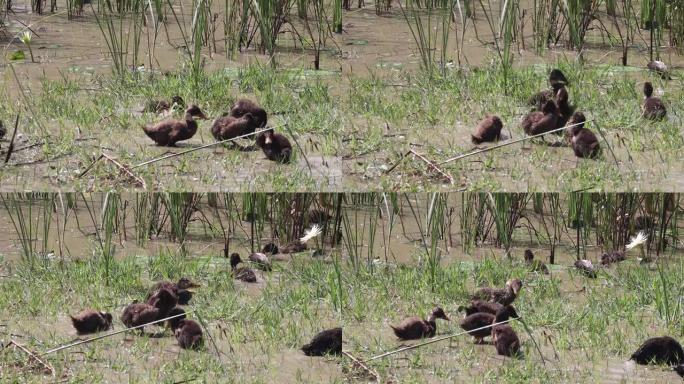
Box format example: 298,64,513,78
506,278,523,296
643,82,654,98
177,277,200,289
567,111,586,136
523,249,534,262
541,99,558,114
229,252,242,269
429,306,450,321
100,312,113,326
186,104,208,120
549,69,568,88
171,95,185,107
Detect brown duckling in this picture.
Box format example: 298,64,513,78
524,249,549,274
566,112,600,159
121,288,178,331
256,128,292,163
166,306,187,330
647,60,671,80
144,95,185,114
280,225,323,254
211,112,258,141
248,252,272,271
261,243,279,255
390,307,450,340
148,277,201,306
471,115,503,144
143,104,208,146
573,259,597,278
458,300,503,316
642,82,667,120
230,99,268,128
301,327,342,356
174,319,203,350
459,305,519,344
631,336,684,365
492,324,521,357
472,278,523,306
600,251,625,266
522,100,560,136
554,87,575,128
70,309,113,335
230,253,257,283
528,69,568,110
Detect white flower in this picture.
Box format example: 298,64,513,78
300,224,322,243
20,31,32,45
626,231,648,250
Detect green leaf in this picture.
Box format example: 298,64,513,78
8,50,25,61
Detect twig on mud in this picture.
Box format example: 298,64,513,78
438,120,594,166
366,317,518,361
6,340,55,376
384,150,411,174
131,125,285,169
77,154,104,178
39,311,190,356
342,350,380,382
101,153,146,189
4,114,20,164
280,122,311,173
517,317,547,366
194,311,223,362
409,149,454,184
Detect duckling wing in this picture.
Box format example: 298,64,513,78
460,312,495,337
390,317,430,340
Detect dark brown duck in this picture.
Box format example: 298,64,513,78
256,128,292,163
147,277,200,306
143,105,207,146
211,112,258,141
248,252,272,271
174,319,204,350
566,112,600,159
230,253,257,283
472,278,523,306
301,327,342,356
144,95,185,114
574,259,598,278
261,243,279,255
230,99,268,128
600,251,625,266
524,249,549,274
642,82,667,120
458,300,503,317
528,69,568,110
70,309,113,335
121,287,178,331
471,115,503,144
492,324,521,357
631,336,684,365
459,305,519,344
522,100,560,136
390,307,450,340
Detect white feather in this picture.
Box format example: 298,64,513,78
626,231,648,250
300,224,322,243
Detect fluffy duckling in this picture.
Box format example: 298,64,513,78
573,259,597,278
148,277,200,306
261,243,279,255
566,112,600,159
522,100,560,136
143,105,208,146
166,306,187,330
174,319,203,350
600,251,625,266
230,99,268,128
459,305,519,344
492,324,521,357
458,300,503,316
524,249,549,274
642,82,667,120
647,61,671,80
121,288,178,331
230,253,257,283
248,252,272,271
554,87,575,128
390,307,450,340
471,115,503,144
528,69,568,110
301,327,342,356
144,95,185,114
631,336,684,365
70,309,113,335
256,128,292,163
472,278,523,306
211,112,258,141
280,225,323,254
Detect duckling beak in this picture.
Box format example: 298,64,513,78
264,135,273,145
199,112,209,120
444,314,451,321
188,282,201,288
